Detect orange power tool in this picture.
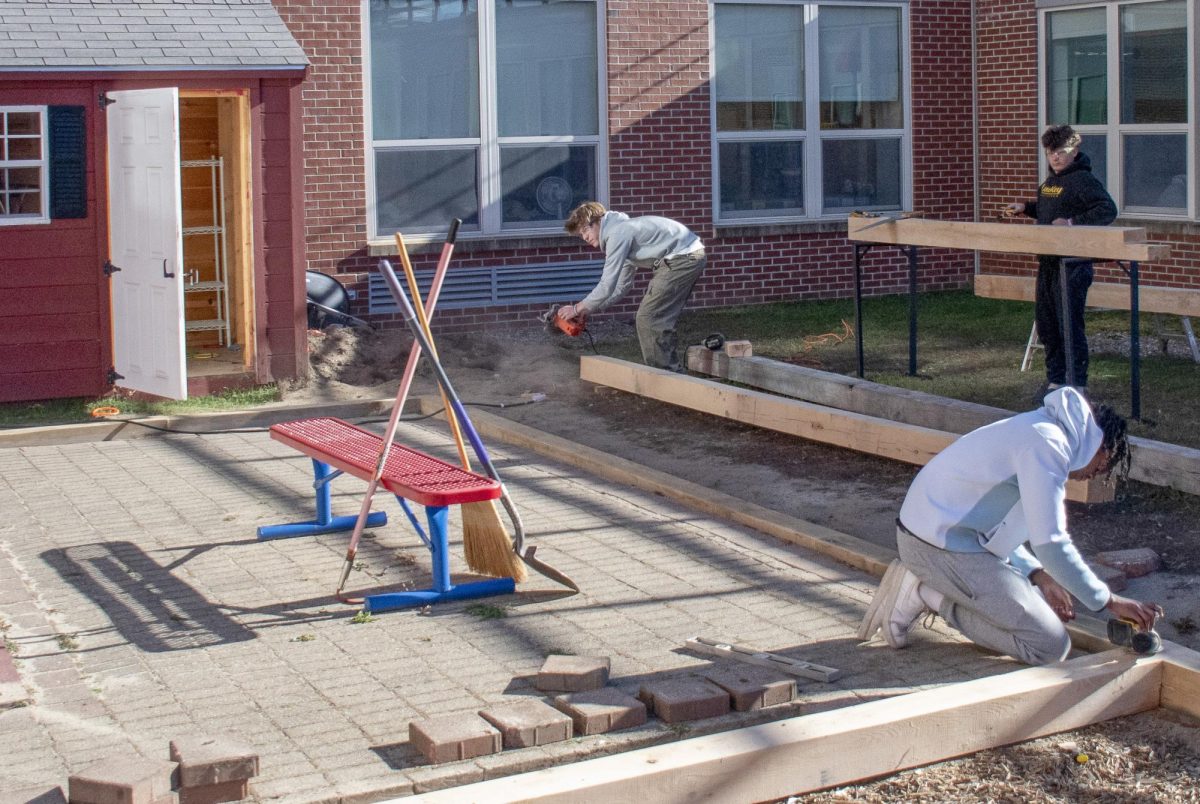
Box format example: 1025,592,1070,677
539,304,585,337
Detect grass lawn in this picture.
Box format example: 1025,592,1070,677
0,384,281,429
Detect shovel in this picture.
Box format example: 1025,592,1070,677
376,258,579,593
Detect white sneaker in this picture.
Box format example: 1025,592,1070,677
857,559,929,648
858,559,904,641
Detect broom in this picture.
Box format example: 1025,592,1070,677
334,220,461,603
395,234,528,582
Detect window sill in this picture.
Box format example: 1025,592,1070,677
1114,216,1200,235
714,218,852,237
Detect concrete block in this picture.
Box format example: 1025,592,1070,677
702,665,796,711
638,678,730,724
169,735,259,786
0,785,66,804
535,654,610,692
409,713,502,765
478,697,573,749
176,780,245,804
1090,562,1128,593
68,755,178,804
551,687,646,736
1095,548,1162,578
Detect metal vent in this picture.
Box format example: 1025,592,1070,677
369,260,604,313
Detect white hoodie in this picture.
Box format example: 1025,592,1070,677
898,387,1110,610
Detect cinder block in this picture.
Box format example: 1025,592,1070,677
1090,562,1128,593
1095,548,1162,578
409,713,502,765
478,698,573,748
0,785,66,804
638,678,730,724
724,340,753,357
702,665,796,711
551,687,646,736
169,736,259,786
535,654,610,692
177,779,245,804
68,755,178,804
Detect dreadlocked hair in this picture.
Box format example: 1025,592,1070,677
1093,403,1131,481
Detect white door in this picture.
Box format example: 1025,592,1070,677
106,88,187,400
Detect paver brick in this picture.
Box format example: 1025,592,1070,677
478,697,573,748
0,785,66,804
551,687,646,736
176,779,246,804
638,678,730,724
169,735,259,786
409,713,502,765
534,654,610,692
701,665,796,711
1095,548,1162,578
68,754,179,804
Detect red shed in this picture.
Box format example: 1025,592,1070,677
0,0,309,403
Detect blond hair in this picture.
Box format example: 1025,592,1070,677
565,201,607,235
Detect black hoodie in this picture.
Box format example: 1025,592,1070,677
1023,151,1117,228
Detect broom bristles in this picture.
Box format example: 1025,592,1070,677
462,499,528,582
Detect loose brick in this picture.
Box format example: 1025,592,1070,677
0,785,65,804
409,713,502,765
68,755,179,804
535,654,610,693
701,665,796,711
478,697,573,749
169,736,259,786
177,779,245,804
551,688,646,736
638,678,730,723
1090,562,1129,593
1095,548,1162,578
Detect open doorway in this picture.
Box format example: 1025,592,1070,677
178,92,255,383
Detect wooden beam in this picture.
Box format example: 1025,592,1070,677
685,347,1200,498
581,356,1108,503
409,649,1169,804
848,217,1170,263
975,272,1200,317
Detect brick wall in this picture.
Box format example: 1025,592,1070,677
278,0,976,334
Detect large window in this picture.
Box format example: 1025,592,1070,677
0,107,47,225
712,2,907,222
367,0,601,236
1043,0,1189,216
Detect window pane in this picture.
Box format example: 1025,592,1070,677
8,136,41,161
496,1,597,136
1122,133,1186,211
714,5,804,132
6,112,40,136
1077,133,1106,188
375,148,480,231
500,144,596,227
819,6,902,130
1046,8,1106,125
370,0,479,139
822,138,901,212
718,140,804,218
1120,0,1186,124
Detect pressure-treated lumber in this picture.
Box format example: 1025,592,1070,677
848,216,1170,262
581,356,1109,503
409,648,1184,803
975,273,1200,317
687,347,1200,497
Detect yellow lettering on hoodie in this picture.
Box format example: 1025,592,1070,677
1041,185,1064,198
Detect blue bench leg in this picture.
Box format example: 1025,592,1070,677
258,458,388,540
363,504,515,613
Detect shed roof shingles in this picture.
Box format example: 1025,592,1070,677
0,1,308,69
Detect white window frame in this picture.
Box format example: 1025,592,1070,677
709,0,913,225
0,105,49,226
1038,0,1194,219
363,0,608,241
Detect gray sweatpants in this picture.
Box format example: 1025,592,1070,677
636,251,706,372
896,527,1072,666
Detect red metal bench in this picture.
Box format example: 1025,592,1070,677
259,417,513,611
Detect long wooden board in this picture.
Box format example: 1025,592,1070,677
581,355,1109,503
848,216,1170,262
975,272,1200,317
409,648,1184,803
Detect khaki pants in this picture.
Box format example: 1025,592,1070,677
636,251,706,372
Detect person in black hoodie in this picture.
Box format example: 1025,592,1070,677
1003,125,1117,392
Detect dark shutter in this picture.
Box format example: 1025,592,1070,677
48,105,87,219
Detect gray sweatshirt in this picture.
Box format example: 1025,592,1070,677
580,211,702,311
